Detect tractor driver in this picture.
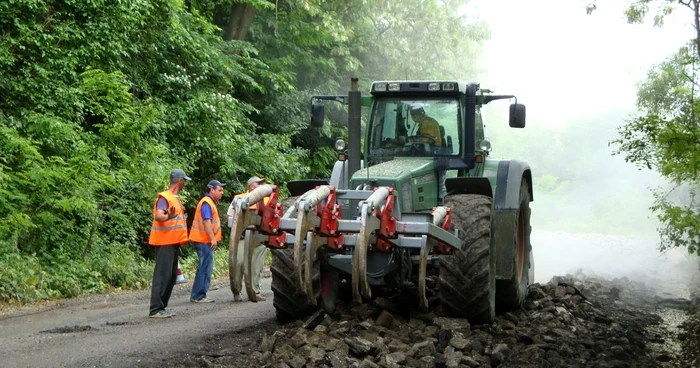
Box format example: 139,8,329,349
399,106,442,147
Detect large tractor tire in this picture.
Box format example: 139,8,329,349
270,196,338,322
271,196,311,322
496,180,532,312
440,194,496,325
270,246,314,322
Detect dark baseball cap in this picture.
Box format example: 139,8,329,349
207,180,226,189
170,168,191,181
247,176,266,186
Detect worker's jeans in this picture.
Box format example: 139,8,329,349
149,244,180,315
190,242,214,300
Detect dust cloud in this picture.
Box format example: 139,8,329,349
532,231,700,299
465,0,700,298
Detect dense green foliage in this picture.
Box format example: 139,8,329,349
0,0,489,303
0,0,292,302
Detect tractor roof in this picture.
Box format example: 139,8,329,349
370,80,479,95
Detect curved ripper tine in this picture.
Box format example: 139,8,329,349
358,213,372,299
352,208,373,304
294,187,331,299
351,237,362,305
353,187,390,302
244,230,258,302
418,236,431,312
304,232,318,306
293,204,309,289
228,209,246,296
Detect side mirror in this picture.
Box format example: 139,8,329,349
509,103,526,128
311,101,325,128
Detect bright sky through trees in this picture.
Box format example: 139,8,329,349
465,0,690,126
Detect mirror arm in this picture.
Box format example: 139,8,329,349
483,95,516,104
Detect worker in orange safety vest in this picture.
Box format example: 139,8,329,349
148,168,191,318
189,179,225,303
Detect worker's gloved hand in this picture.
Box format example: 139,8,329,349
168,206,177,219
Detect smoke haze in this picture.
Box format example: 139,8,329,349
465,0,700,296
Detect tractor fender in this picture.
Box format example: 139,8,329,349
444,177,493,198
329,159,349,189
494,160,533,210
328,158,366,190
492,160,533,280
287,179,329,197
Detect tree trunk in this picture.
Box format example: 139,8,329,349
225,3,256,41
693,0,700,58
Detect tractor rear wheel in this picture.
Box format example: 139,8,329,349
270,246,314,322
496,180,532,312
439,194,496,325
271,197,311,322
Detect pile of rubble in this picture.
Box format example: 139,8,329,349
249,276,682,367
678,306,700,367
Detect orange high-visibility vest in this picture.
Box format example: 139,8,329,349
189,196,221,243
148,190,188,246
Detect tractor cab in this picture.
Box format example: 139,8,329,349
366,81,464,167
367,97,460,165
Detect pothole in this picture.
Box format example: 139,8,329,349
106,321,139,326
41,325,93,333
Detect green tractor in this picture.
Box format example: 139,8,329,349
227,79,533,325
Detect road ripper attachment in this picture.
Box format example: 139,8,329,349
227,184,287,302
228,183,461,311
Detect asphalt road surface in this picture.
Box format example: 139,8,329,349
0,277,277,368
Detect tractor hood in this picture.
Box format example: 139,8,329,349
350,158,439,212
351,158,433,181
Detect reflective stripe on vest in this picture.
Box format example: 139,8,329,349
148,190,189,246
189,196,222,243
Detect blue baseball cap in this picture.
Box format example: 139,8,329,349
207,180,226,189
170,169,191,181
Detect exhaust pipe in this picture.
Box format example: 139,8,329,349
348,77,361,179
